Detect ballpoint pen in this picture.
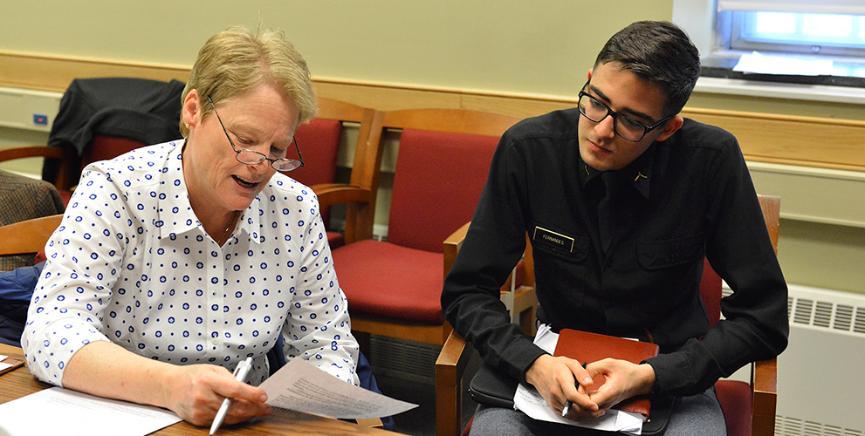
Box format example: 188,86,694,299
210,356,253,435
561,362,589,418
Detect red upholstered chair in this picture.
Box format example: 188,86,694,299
434,194,781,436
328,108,524,348
287,98,377,248
70,135,146,203
0,135,145,205
290,118,341,187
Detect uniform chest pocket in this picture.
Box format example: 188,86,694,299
531,225,589,263
637,234,704,270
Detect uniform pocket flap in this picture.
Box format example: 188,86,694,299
637,234,704,270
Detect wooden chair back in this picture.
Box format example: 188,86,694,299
0,214,63,256
305,98,382,244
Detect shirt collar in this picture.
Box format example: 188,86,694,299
157,141,263,244
577,144,655,199
156,141,198,239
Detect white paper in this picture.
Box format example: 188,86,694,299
0,387,181,436
512,324,645,435
733,51,834,76
259,359,417,419
0,354,15,372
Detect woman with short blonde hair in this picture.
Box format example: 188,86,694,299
23,26,359,427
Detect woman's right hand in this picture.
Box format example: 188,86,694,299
163,364,272,426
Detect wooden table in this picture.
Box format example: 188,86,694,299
0,343,395,435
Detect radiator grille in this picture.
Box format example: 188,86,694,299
789,295,865,335
776,415,864,436
367,335,439,385
721,283,865,434
793,298,814,325
835,304,854,331
724,283,865,336
855,307,865,334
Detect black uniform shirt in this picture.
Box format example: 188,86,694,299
441,109,789,396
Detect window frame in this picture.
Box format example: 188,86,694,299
726,10,865,58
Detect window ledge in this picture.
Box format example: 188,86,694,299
695,76,865,105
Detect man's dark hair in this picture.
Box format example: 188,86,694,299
594,21,700,115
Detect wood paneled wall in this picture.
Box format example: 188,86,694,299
3,50,863,172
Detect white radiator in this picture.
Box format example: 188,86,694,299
725,284,865,435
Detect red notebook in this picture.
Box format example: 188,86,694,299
553,329,659,417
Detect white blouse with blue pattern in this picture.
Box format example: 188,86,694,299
22,140,359,386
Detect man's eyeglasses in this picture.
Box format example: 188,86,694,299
207,96,304,172
577,82,674,142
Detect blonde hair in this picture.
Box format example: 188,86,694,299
180,26,316,136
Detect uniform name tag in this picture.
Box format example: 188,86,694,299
532,226,575,253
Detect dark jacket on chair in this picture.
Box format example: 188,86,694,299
43,77,184,185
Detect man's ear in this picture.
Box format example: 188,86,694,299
181,89,202,132
655,115,684,142
586,68,593,82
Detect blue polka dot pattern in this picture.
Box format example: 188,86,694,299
21,141,359,387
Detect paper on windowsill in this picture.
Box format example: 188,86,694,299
0,387,181,436
512,324,645,435
259,359,417,419
733,51,835,76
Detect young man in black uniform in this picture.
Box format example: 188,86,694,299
441,21,788,435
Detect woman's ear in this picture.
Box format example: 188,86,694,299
655,115,684,142
181,89,202,132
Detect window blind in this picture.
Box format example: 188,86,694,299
717,0,865,15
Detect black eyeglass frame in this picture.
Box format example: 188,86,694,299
577,82,675,142
207,96,304,172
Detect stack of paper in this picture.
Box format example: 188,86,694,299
512,325,645,435
0,387,181,436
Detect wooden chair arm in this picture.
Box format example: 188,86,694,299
751,357,778,436
0,214,63,256
355,417,384,428
443,221,471,279
0,145,64,162
435,330,470,436
0,146,74,190
312,184,372,209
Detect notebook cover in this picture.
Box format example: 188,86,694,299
553,329,659,417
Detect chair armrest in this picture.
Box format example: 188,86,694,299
435,330,470,436
0,214,63,256
0,145,64,162
312,184,372,209
751,358,777,436
0,146,74,190
443,221,471,278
